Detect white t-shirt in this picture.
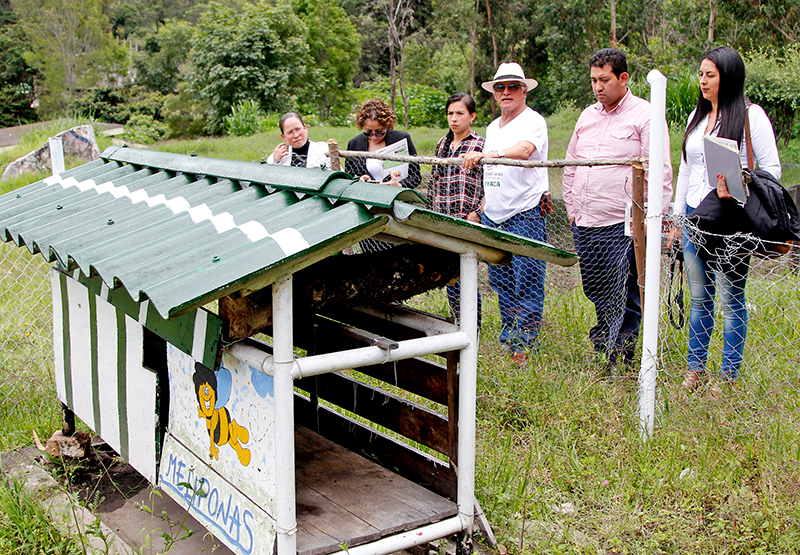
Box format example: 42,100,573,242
483,107,549,223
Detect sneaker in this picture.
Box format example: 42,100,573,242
681,370,705,391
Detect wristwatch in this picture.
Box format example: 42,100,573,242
496,150,505,158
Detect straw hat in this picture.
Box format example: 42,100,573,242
481,62,538,93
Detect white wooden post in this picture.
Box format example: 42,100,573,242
49,136,65,176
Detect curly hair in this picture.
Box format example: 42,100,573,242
355,98,397,130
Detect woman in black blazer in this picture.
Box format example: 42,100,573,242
345,98,421,189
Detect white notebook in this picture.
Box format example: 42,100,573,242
703,135,748,204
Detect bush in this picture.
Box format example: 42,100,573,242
352,80,450,128
224,100,265,137
629,68,698,129
72,86,166,125
162,84,209,139
73,87,132,124
745,47,800,145
120,114,167,145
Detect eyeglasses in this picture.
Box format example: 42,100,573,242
363,130,387,138
493,83,522,93
283,127,305,138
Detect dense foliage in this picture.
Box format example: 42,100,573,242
2,0,800,141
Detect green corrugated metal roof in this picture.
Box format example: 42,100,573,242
0,146,576,319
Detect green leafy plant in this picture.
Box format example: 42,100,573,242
136,480,206,553
352,80,450,128
224,100,265,137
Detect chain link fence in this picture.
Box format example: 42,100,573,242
2,158,799,447
0,241,59,448
658,213,800,436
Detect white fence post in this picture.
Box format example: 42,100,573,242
638,70,668,441
49,136,65,176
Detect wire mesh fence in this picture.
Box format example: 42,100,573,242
657,213,800,437
0,241,60,447
1,158,799,448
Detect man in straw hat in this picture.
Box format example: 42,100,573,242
463,62,552,365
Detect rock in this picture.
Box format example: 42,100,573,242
2,124,100,180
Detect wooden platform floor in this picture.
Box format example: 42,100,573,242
295,425,458,555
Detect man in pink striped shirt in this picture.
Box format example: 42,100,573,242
563,48,673,376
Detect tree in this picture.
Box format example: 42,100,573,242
0,8,37,125
433,0,482,96
378,0,415,124
189,1,312,133
133,20,194,94
293,0,361,122
12,0,127,115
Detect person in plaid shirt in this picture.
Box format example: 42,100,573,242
428,92,485,324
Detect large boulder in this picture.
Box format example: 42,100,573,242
2,125,100,180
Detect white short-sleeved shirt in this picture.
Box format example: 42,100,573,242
483,107,549,223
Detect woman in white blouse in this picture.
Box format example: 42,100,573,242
672,46,781,393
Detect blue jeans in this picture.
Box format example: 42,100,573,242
683,206,750,380
572,223,641,366
481,208,547,352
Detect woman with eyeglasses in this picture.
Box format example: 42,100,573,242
345,98,421,188
267,112,330,169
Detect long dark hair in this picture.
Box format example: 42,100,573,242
437,93,477,157
682,46,747,160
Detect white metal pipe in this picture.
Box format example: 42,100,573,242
457,252,479,534
291,331,470,378
225,342,274,376
355,304,460,336
639,70,668,441
384,219,509,265
272,274,298,555
325,516,465,555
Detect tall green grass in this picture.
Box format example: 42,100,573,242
408,278,800,554
0,475,83,554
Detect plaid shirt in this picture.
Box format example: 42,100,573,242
428,132,485,219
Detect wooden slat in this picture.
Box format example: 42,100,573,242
353,358,448,406
295,395,455,499
296,486,381,555
295,425,456,541
296,372,450,455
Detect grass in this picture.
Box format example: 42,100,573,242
407,276,800,554
0,475,84,554
3,111,800,553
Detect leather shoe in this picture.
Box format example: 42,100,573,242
681,370,704,391
511,352,528,366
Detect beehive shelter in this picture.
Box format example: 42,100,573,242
0,146,576,555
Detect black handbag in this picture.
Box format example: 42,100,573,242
688,105,800,260
687,189,755,262
743,108,800,255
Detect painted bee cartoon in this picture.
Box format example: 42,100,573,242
193,362,251,466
